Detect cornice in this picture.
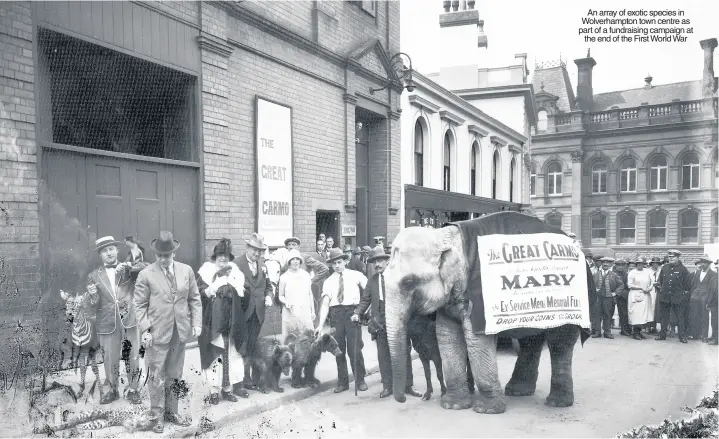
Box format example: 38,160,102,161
439,109,466,126
389,110,402,121
408,95,440,113
533,118,716,141
197,33,233,58
467,124,489,137
343,93,358,105
508,144,522,154
490,135,508,147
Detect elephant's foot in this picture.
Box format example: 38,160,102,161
306,378,320,388
291,382,303,389
545,390,574,407
472,394,507,414
440,392,472,410
504,379,536,396
421,391,432,401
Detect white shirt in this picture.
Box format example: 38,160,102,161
700,270,707,282
322,269,367,307
246,253,257,277
105,267,116,294
378,273,386,302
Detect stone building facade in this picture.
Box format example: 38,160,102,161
0,0,403,340
530,40,718,262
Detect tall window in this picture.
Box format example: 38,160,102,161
443,132,451,191
547,162,562,195
713,210,719,242
649,156,668,191
470,142,478,195
648,210,667,244
681,153,700,190
529,164,537,197
509,157,516,202
591,162,607,193
619,158,637,192
590,214,607,242
492,150,499,199
537,110,548,132
680,210,699,243
618,212,636,244
545,214,562,229
413,121,424,186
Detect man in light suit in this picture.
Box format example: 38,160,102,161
134,231,202,433
86,236,142,405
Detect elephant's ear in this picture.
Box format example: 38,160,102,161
437,226,464,289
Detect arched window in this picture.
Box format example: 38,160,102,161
679,210,699,243
591,162,607,193
619,158,637,192
470,142,478,196
529,164,537,197
509,157,516,202
413,120,424,186
537,110,548,132
649,156,668,191
590,213,607,243
713,210,718,242
681,153,700,190
618,211,636,244
492,149,500,199
648,210,667,244
545,213,562,229
443,132,451,191
547,162,562,195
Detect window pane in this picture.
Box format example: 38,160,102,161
681,226,698,241
470,170,476,195
649,212,666,227
530,175,536,196
682,211,699,227
713,211,718,238
619,214,635,228
592,173,600,193
691,166,699,188
619,228,635,243
651,156,667,167
414,122,423,154
414,152,423,186
659,168,667,189
546,216,562,228
621,171,628,191
650,168,658,190
682,166,692,189
591,215,606,228
556,175,562,194
548,176,555,194
592,228,607,239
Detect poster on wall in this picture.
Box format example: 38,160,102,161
256,97,293,247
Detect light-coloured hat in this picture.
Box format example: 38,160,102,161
286,249,304,266
696,254,712,264
246,232,267,250
600,257,615,263
95,236,122,252
667,249,681,257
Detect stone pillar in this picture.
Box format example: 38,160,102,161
570,150,583,235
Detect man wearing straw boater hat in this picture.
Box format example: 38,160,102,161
316,247,369,393
352,247,423,399
86,236,142,405
134,231,201,433
236,232,275,392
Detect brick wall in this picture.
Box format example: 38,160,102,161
0,2,41,336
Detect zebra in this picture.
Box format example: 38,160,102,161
60,289,102,400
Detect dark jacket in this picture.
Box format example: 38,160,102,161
613,268,629,299
692,269,718,309
346,257,366,275
657,262,692,305
236,253,274,324
87,264,137,334
592,269,624,298
354,272,385,333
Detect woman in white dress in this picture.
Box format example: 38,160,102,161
278,249,315,340
627,258,654,340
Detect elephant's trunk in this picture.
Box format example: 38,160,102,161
385,295,408,403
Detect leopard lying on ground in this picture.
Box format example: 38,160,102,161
33,406,159,436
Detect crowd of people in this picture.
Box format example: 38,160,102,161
585,250,718,345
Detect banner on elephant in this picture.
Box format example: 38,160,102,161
476,233,591,334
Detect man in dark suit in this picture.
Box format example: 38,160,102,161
689,255,718,343
351,247,422,399
709,259,719,345
134,231,201,433
86,236,142,405
346,246,366,274
655,249,693,343
236,232,275,391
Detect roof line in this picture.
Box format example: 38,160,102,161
594,79,701,96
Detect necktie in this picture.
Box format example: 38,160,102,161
165,267,176,293
380,274,385,302
337,272,344,305
105,264,117,269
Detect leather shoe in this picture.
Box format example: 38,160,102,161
379,388,392,398
655,335,666,341
679,338,688,344
100,389,119,405
357,381,368,392
334,385,349,393
234,388,250,398
603,333,614,339
126,389,142,405
164,412,191,427
591,333,601,338
405,386,423,398
222,390,238,402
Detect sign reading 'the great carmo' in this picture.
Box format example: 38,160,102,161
256,97,293,247
477,233,590,334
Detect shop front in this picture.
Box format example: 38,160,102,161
405,184,524,228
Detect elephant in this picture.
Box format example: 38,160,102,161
384,211,595,414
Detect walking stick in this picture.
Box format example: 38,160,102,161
354,321,360,396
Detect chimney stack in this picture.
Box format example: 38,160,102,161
574,49,597,112
515,53,528,82
438,0,486,72
699,38,718,98
644,74,653,89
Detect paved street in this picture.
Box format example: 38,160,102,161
208,336,718,438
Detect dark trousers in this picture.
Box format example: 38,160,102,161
616,296,630,332
592,296,615,335
376,330,414,390
710,307,718,341
659,301,687,339
329,305,366,386
243,313,262,385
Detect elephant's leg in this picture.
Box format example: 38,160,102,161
433,355,447,397
544,326,580,407
505,333,545,396
420,357,433,401
463,316,506,414
466,357,475,394
435,312,472,410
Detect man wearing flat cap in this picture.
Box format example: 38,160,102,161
134,231,201,432
86,236,142,405
612,259,632,336
689,255,717,343
347,246,366,274
655,250,692,343
591,257,624,339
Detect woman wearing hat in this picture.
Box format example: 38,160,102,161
196,238,248,404
277,249,315,340
627,258,653,340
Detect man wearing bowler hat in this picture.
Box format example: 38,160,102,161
655,249,692,343
86,236,142,405
236,232,275,392
316,247,369,393
134,231,202,433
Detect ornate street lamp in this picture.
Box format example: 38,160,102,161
369,52,415,95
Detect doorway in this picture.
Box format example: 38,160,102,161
316,210,339,248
